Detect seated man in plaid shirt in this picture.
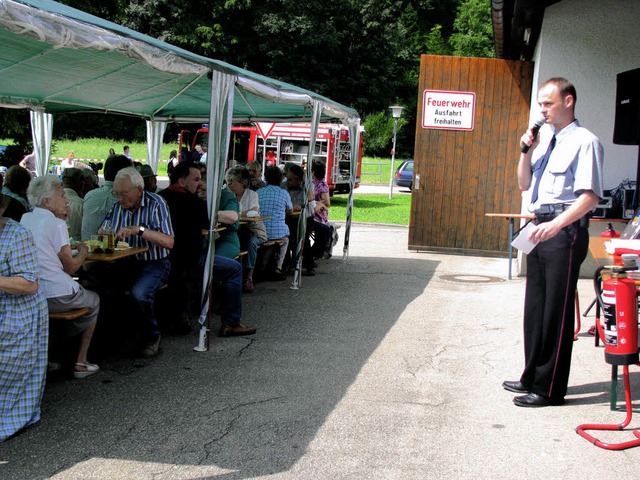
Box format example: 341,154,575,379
100,167,174,358
257,166,293,280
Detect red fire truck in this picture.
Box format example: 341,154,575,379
178,123,363,195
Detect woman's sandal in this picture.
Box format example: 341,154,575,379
243,278,255,293
74,362,100,379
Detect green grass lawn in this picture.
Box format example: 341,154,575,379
3,137,403,184
329,193,411,225
2,137,411,225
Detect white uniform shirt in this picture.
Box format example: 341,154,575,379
20,207,79,298
529,120,604,209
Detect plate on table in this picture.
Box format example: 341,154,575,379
114,242,131,251
605,239,640,255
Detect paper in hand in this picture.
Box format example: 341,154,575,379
511,221,539,254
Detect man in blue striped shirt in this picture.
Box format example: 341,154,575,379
107,167,174,358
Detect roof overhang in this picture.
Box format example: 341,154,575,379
491,0,562,60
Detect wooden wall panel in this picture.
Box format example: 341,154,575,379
409,55,534,255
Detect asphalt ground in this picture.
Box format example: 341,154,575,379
2,222,640,479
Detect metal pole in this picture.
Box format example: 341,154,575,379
388,117,398,199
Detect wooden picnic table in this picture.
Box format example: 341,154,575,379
485,213,535,279
85,246,148,262
240,214,271,223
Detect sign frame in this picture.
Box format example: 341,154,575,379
422,89,476,132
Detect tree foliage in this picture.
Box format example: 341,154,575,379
449,0,495,58
1,0,496,159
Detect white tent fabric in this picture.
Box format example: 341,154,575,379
342,122,361,261
145,120,167,173
291,100,323,290
30,110,52,177
195,70,235,351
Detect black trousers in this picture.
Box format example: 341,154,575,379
520,221,589,400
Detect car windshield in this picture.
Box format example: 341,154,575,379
404,161,413,172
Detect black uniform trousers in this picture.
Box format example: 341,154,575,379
520,219,589,401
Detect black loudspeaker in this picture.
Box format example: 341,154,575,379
613,67,640,145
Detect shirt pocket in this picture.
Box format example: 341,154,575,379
547,154,576,196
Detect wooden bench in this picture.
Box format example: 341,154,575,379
49,307,91,321
255,239,287,277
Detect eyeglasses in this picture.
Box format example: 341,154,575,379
112,188,135,198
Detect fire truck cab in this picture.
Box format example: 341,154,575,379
179,123,363,195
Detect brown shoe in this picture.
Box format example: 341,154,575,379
219,324,257,337
141,335,161,358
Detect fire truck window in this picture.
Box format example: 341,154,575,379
228,132,250,165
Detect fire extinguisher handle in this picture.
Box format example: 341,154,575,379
593,266,606,311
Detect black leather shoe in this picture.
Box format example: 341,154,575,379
502,380,529,394
513,392,564,408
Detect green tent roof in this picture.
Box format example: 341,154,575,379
0,0,359,124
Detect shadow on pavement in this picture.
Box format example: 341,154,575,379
0,255,439,479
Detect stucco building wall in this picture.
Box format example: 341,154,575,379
531,0,640,190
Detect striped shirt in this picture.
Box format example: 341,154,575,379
108,191,174,261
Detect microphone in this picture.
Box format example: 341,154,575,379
521,115,546,153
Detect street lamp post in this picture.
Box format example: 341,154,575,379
388,105,404,199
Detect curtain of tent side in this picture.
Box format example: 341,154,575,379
30,110,53,177
196,70,235,350
145,120,167,172
342,122,361,261
291,100,323,290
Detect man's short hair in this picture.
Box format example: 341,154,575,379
264,166,282,186
61,167,84,190
104,154,132,181
288,164,304,180
114,166,144,189
542,77,577,104
170,161,198,185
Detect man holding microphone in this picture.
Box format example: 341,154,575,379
503,77,604,407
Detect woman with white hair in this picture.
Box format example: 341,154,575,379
226,166,267,292
20,175,100,379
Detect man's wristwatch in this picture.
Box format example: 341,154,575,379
138,225,146,237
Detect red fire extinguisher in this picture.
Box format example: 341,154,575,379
577,266,640,451
600,223,621,238
596,266,640,365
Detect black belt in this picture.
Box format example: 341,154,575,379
534,203,590,228
534,203,571,218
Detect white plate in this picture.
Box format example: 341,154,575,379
114,247,132,251
605,239,640,255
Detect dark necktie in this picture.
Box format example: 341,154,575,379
530,135,556,204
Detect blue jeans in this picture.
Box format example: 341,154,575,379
127,259,171,341
85,258,170,342
213,255,242,326
313,221,332,259
247,234,266,269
